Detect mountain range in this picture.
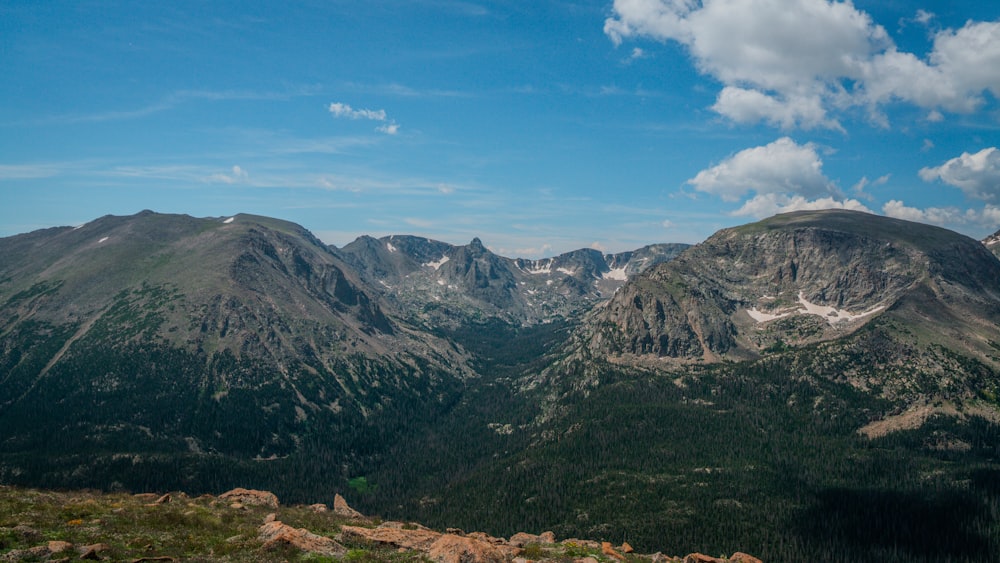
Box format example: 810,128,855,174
1,209,999,562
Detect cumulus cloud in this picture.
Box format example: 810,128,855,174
919,147,1000,201
605,0,1000,129
883,200,1000,231
734,194,871,218
329,102,400,134
687,137,836,201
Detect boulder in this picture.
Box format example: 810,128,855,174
539,531,557,544
341,525,442,551
333,493,364,518
309,503,329,513
683,554,723,563
729,553,763,563
0,546,50,561
601,541,625,561
153,493,171,505
621,542,634,554
466,531,507,545
78,543,111,560
47,540,73,554
259,520,345,557
427,534,516,563
219,488,279,509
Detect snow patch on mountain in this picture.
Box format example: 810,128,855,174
603,267,628,281
523,260,553,275
423,256,450,270
747,292,885,326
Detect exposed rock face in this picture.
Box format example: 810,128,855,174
333,493,364,518
681,553,762,563
219,488,279,509
341,525,520,563
339,234,688,326
508,531,556,547
428,533,514,563
341,524,443,551
584,210,1000,368
259,520,346,556
984,228,1000,260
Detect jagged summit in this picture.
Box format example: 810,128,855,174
985,227,1000,260
339,234,689,326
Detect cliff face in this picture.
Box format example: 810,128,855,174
339,234,689,327
583,210,1000,367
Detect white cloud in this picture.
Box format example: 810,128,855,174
329,101,400,135
882,200,1000,232
606,0,1000,129
734,193,871,218
712,87,840,131
912,10,936,27
328,102,386,121
687,137,836,201
919,147,1000,201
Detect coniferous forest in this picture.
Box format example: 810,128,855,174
3,318,998,562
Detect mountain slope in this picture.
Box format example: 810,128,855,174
584,210,1000,361
0,211,469,486
557,210,1000,423
338,235,688,326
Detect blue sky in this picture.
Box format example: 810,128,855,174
2,0,1000,257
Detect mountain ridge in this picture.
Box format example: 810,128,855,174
338,232,688,326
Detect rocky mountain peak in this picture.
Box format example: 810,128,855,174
985,228,1000,260
583,210,1000,366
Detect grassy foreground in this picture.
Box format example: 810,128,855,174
0,485,759,563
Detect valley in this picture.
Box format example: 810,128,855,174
1,209,999,562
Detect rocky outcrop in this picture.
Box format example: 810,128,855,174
985,228,1000,260
682,553,762,563
508,531,556,547
341,524,443,551
259,520,346,557
428,534,513,563
333,493,364,518
341,524,520,563
219,487,279,509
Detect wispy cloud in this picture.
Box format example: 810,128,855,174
206,165,249,184
329,102,400,135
